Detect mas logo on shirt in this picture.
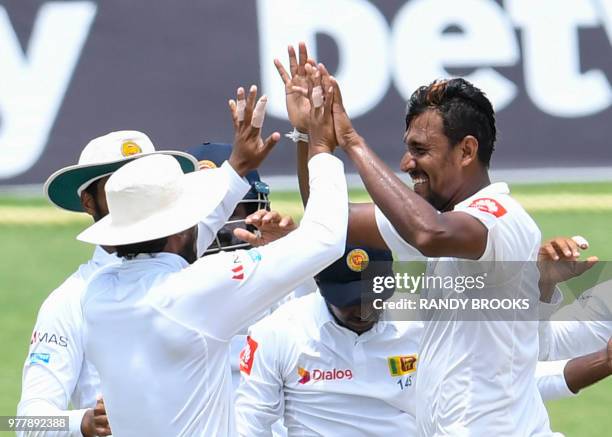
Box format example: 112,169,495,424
239,336,258,375
297,366,353,384
30,331,68,347
29,353,51,365
468,198,507,218
388,354,418,377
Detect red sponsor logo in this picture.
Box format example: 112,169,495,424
297,366,353,384
239,336,258,375
232,265,244,280
468,198,507,218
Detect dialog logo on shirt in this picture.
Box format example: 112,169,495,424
388,354,418,377
468,198,507,218
29,352,51,365
239,336,258,375
30,331,68,347
297,366,353,384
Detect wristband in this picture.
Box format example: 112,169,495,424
285,128,309,143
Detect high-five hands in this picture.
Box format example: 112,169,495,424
275,43,363,153
228,85,280,176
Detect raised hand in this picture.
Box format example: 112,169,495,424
274,43,315,132
233,210,297,246
228,85,280,176
305,63,336,157
315,64,362,149
537,235,599,302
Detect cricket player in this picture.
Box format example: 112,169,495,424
185,142,313,398
538,236,612,361
236,245,611,437
278,44,554,435
17,131,197,437
77,85,348,436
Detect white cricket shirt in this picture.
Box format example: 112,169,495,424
235,292,422,436
17,246,118,437
376,182,554,436
539,279,612,360
235,293,572,437
17,160,252,437
81,153,348,437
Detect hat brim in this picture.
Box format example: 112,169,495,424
76,168,227,246
44,151,197,212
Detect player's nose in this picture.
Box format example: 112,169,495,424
400,151,416,172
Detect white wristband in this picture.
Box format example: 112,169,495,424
285,128,309,143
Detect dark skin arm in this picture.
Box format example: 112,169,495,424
278,45,487,258
564,337,612,394
326,71,487,259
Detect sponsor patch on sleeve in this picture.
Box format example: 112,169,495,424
29,352,51,365
239,336,258,375
468,198,507,218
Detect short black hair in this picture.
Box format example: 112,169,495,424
405,78,496,167
116,237,168,258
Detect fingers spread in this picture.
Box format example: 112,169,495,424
288,45,298,76
243,84,257,126
251,95,268,129
262,132,280,154
236,87,246,122
274,59,291,85
298,42,308,75
228,99,238,129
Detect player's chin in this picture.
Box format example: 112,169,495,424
347,319,376,333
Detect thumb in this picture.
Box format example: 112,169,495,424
575,258,598,276
262,132,281,155
233,228,261,246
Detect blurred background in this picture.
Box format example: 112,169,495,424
1,0,611,434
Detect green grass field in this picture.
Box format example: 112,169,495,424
1,182,611,434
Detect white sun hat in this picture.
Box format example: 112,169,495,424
76,153,228,246
44,130,197,212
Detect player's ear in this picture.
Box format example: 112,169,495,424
80,190,97,218
459,135,479,167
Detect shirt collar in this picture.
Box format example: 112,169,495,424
119,252,189,269
455,182,510,210
92,246,119,268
